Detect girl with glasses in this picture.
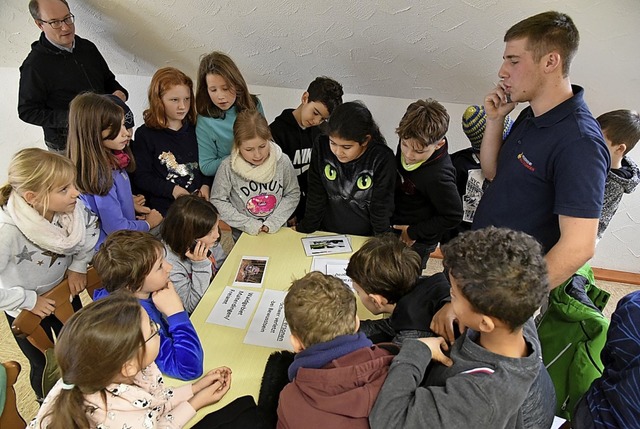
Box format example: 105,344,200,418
31,293,234,429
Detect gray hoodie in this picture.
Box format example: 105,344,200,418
598,155,640,238
370,320,556,429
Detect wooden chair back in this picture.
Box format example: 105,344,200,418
0,361,26,429
10,267,102,354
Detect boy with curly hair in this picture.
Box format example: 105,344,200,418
277,271,394,429
370,227,556,429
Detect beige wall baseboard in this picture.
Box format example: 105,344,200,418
429,248,640,286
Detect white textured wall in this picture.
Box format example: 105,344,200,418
1,0,639,272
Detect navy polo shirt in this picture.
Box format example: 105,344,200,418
473,85,610,253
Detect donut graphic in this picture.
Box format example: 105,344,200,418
246,193,277,216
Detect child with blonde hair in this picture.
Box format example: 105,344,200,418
31,293,233,429
92,230,204,380
160,194,225,314
132,67,211,215
276,271,395,428
195,51,265,176
0,148,99,398
211,110,299,240
67,92,162,248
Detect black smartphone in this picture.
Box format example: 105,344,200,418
190,240,212,258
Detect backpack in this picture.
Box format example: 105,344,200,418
536,264,610,421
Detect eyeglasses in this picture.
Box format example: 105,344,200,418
145,320,161,343
38,14,75,29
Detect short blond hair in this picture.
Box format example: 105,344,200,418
284,271,356,348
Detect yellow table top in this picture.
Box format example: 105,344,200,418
167,228,374,426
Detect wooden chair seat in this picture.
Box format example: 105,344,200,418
0,361,26,429
10,267,101,354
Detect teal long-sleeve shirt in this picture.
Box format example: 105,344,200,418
196,100,264,177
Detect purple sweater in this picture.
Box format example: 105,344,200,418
80,169,149,249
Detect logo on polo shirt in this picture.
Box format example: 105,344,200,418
517,152,535,172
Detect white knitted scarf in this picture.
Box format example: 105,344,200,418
6,193,87,254
231,141,282,183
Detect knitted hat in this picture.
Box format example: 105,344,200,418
462,105,514,152
106,94,135,129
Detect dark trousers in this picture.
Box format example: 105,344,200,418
411,241,438,270
192,395,262,429
572,395,596,429
5,295,82,398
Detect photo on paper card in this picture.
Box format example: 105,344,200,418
233,256,269,287
301,234,352,257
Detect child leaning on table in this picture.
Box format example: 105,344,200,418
161,194,226,314
276,271,395,429
369,227,556,429
92,230,204,381
295,101,396,236
210,109,300,241
269,76,344,226
595,109,640,239
346,234,451,346
30,293,232,429
391,99,463,268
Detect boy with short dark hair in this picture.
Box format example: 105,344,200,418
369,227,556,429
270,77,344,225
277,271,394,429
596,109,640,239
346,234,450,345
392,98,463,268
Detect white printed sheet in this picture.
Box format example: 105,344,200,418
243,289,293,351
206,286,261,329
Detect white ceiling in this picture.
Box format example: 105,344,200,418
1,0,639,114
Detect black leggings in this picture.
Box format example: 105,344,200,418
5,295,81,399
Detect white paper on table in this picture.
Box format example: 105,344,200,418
243,289,293,351
205,286,261,329
311,257,346,272
301,234,352,256
310,257,354,291
325,264,354,291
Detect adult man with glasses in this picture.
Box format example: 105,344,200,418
18,0,128,153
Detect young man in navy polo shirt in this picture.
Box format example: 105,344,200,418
430,11,610,343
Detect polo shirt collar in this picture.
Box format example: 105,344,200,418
530,85,584,129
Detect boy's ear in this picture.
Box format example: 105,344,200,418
368,293,388,311
614,143,627,155
22,190,38,206
477,315,496,333
301,91,310,104
361,134,372,147
290,333,305,353
354,315,360,333
434,138,446,149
